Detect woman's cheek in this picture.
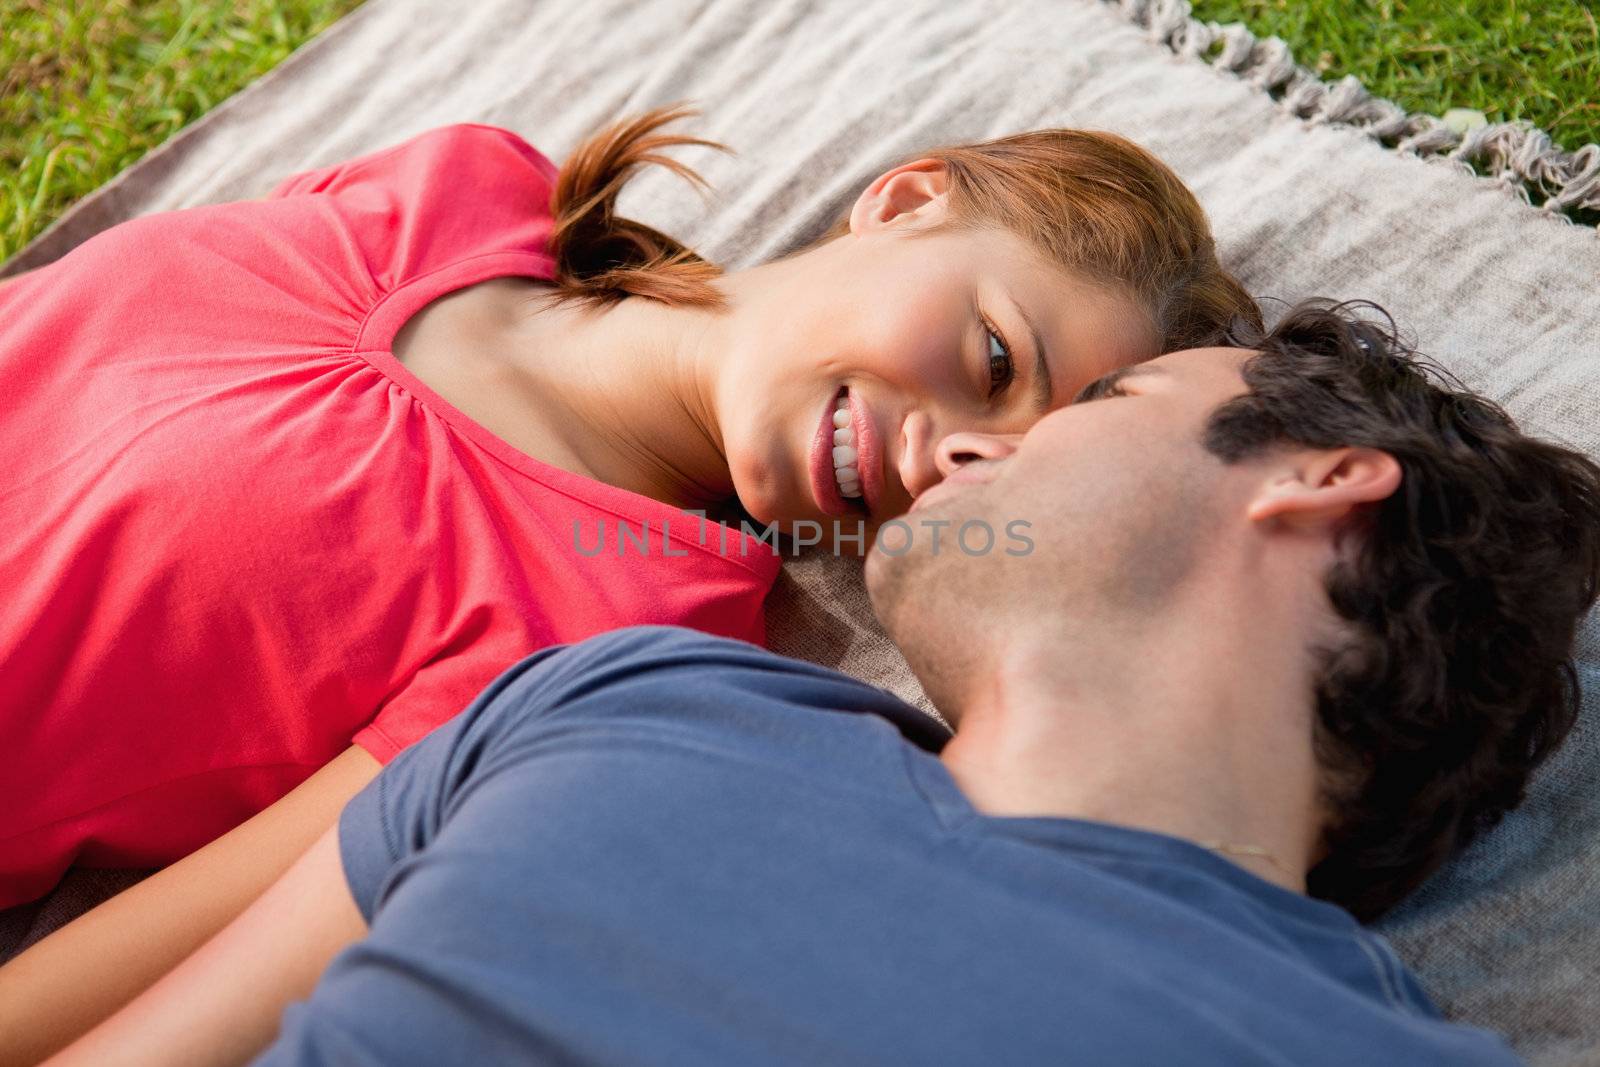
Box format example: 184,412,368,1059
732,424,800,526
853,307,943,385
896,290,970,384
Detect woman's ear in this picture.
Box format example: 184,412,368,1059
848,159,951,236
1246,447,1402,528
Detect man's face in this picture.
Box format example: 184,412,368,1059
864,347,1257,717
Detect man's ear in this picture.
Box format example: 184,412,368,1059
1246,447,1402,527
848,159,950,236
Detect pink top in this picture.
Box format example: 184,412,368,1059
0,125,780,907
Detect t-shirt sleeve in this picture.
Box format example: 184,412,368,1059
338,641,566,921
338,626,750,918
264,123,559,292
353,545,777,765
337,624,937,919
350,635,537,764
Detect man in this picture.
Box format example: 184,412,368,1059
48,301,1600,1065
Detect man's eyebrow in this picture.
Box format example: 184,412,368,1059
1013,299,1054,415
1072,363,1162,404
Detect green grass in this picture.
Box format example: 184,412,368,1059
1189,0,1600,152
1,0,364,262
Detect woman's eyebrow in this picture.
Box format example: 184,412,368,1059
1012,298,1054,414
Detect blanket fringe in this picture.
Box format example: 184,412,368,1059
1107,0,1600,225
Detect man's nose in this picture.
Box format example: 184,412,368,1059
933,431,1022,480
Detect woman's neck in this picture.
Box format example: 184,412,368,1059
492,279,740,511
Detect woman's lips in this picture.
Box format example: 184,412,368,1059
809,386,883,520
809,391,852,518
846,388,881,517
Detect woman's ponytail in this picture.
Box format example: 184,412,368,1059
547,104,727,309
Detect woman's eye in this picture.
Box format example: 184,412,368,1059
984,322,1015,398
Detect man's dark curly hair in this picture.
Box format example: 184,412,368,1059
1205,299,1600,922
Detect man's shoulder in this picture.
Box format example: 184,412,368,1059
477,626,948,752
561,624,790,668
540,625,840,691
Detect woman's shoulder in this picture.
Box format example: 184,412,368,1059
257,123,562,299
269,123,558,203
429,123,559,176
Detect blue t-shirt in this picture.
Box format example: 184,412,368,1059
257,627,1520,1066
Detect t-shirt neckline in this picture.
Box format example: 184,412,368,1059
900,742,1360,934
353,252,780,576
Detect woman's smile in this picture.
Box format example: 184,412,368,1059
809,385,886,519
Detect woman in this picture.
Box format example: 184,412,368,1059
0,106,1257,1059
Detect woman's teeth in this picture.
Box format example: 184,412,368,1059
831,395,861,499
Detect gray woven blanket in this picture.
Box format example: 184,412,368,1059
5,2,1597,1063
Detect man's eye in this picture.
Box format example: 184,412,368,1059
984,321,1015,398
1072,378,1129,404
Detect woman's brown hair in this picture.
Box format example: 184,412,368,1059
547,104,729,309
547,104,1260,348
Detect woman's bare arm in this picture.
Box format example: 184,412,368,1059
0,744,379,1067
45,824,366,1067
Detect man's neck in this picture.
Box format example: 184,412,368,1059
938,599,1325,894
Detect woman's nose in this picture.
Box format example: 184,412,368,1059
896,409,944,499
899,409,1025,499
933,431,1022,480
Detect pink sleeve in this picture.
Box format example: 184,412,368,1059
265,124,560,291
356,577,776,765
352,645,531,764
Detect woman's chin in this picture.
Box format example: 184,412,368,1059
771,513,877,559
736,485,877,557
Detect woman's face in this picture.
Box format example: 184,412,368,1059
713,162,1156,539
